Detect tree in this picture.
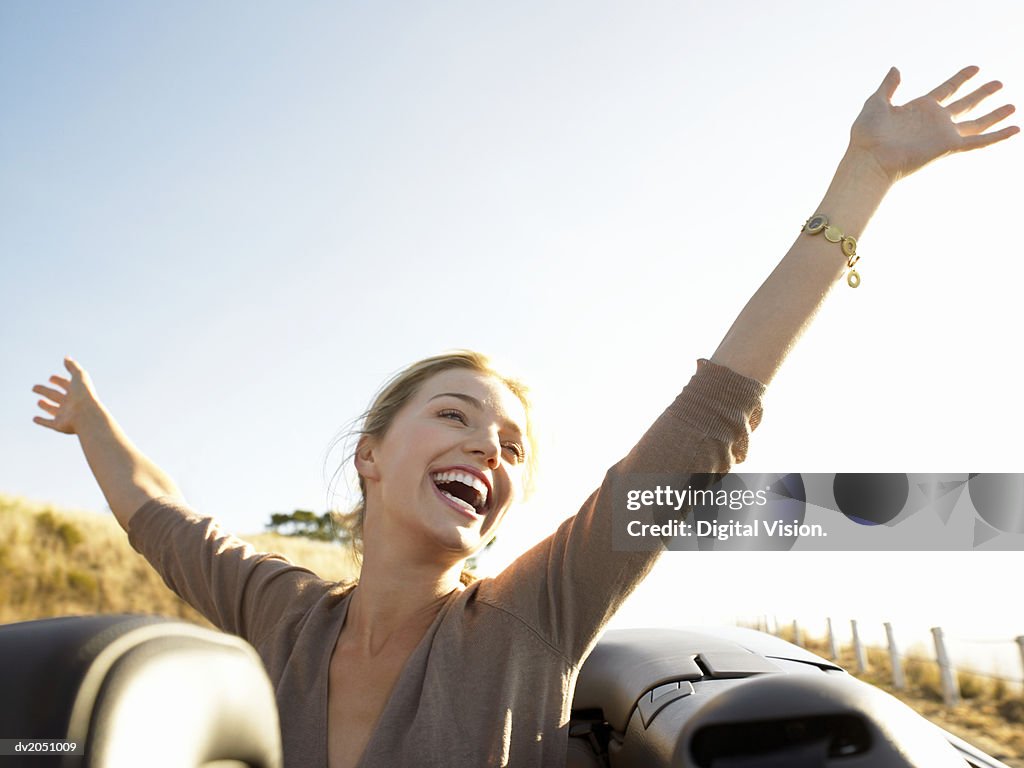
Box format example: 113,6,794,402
265,510,349,544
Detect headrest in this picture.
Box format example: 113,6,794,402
0,614,281,768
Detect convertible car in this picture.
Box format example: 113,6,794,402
0,615,1012,767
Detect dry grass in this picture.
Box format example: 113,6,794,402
779,626,1024,767
0,493,358,629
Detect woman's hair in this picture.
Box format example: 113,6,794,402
332,350,536,586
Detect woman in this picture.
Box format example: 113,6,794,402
32,66,1016,768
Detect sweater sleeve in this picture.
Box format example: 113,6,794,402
475,359,766,665
126,497,330,646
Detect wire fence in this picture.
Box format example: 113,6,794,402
741,615,1024,709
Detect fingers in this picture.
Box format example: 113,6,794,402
34,359,87,434
32,415,57,430
32,384,66,403
37,400,60,416
920,66,1018,154
957,103,1016,135
927,65,980,103
959,124,1020,151
946,80,1004,117
875,66,900,102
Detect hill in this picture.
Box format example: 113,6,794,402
0,493,359,627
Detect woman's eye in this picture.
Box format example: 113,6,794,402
502,442,526,464
438,409,468,424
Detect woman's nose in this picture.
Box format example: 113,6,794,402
465,429,501,469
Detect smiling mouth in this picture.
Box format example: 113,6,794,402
431,470,489,517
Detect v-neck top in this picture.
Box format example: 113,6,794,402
127,358,765,767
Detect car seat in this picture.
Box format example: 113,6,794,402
0,614,281,768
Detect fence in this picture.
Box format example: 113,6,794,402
744,615,1024,709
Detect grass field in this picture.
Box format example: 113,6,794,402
0,492,358,627
785,629,1024,767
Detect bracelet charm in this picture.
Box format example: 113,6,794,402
802,214,861,288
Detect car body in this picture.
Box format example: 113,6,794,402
0,616,1012,767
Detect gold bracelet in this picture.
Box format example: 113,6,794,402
802,214,861,288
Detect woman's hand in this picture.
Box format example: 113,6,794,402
32,357,104,436
849,66,1018,184
32,357,181,529
711,66,1017,386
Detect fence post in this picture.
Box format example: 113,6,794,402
826,617,838,660
1016,636,1024,690
884,622,905,690
792,620,801,647
931,626,960,707
851,620,867,673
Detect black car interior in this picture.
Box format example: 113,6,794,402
0,616,998,767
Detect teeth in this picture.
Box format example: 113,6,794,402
439,489,478,515
431,470,489,507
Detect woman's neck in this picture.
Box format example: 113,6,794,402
342,551,464,656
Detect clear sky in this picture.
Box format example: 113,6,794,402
3,1,1022,670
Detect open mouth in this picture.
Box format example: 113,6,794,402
431,470,489,518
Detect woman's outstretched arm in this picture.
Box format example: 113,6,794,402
711,66,1017,386
32,357,181,531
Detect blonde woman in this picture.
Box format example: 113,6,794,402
32,67,1016,768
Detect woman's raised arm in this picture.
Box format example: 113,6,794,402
711,66,1017,385
32,357,181,531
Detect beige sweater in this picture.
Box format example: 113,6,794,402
127,358,765,767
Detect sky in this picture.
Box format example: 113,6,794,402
2,1,1022,675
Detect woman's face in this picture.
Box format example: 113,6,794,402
356,368,530,560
